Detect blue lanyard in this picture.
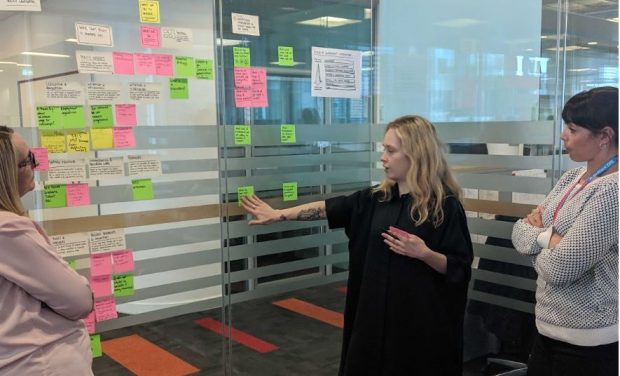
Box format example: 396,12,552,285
585,155,618,183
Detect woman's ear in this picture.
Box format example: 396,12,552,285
599,126,616,148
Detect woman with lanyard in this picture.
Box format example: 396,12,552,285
512,86,618,376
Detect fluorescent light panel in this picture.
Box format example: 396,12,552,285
297,16,361,28
21,52,70,58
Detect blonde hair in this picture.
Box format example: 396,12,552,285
0,129,26,215
372,115,462,227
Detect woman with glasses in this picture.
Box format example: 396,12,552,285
0,126,94,375
512,87,618,376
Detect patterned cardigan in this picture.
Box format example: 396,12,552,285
511,167,618,346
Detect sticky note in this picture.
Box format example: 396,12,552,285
280,124,296,143
44,184,66,208
278,46,294,66
234,67,252,88
84,311,96,334
94,296,117,321
139,0,160,23
233,47,250,67
91,104,114,128
112,127,136,148
237,185,254,205
115,104,137,127
113,274,134,297
233,125,251,145
90,128,113,150
175,56,195,77
169,78,189,99
60,105,85,129
90,253,113,277
67,183,90,207
91,275,112,298
90,335,102,358
282,182,298,201
36,106,62,129
112,52,134,75
132,178,154,200
40,131,66,153
140,25,161,48
154,54,173,76
66,130,90,153
31,147,49,171
113,250,135,273
135,53,156,75
196,59,213,80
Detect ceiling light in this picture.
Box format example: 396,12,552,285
297,16,361,28
0,61,17,65
216,38,245,46
65,38,78,43
587,41,598,45
607,17,619,23
16,63,32,67
364,8,372,19
568,68,597,72
21,52,70,58
546,45,590,52
435,18,482,28
269,61,305,66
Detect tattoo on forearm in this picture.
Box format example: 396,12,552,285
297,208,325,220
279,214,287,221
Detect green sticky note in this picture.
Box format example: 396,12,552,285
280,124,296,143
282,182,298,201
113,273,134,297
60,105,85,129
196,59,213,80
132,178,154,200
90,335,102,358
237,185,254,206
278,46,294,66
233,125,251,145
233,47,251,67
44,184,67,208
68,259,77,269
90,105,114,128
170,78,189,99
175,56,195,77
36,106,62,129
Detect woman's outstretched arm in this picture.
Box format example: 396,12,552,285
241,195,326,225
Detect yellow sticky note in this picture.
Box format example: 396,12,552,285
40,130,66,153
282,182,298,201
66,130,90,153
90,128,113,150
237,185,254,206
139,0,160,23
280,124,296,143
234,125,251,145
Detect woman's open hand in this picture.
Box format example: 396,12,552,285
382,230,430,260
240,195,283,225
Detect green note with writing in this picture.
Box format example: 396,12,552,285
60,105,86,129
36,106,62,129
233,47,251,67
170,78,189,99
196,59,214,80
113,274,134,297
44,184,67,208
234,125,251,145
237,185,254,206
91,335,102,358
132,178,154,200
175,56,196,77
91,105,114,128
282,182,298,201
280,124,296,143
278,46,294,66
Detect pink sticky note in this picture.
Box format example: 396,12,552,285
135,53,156,75
115,104,137,127
112,127,136,148
234,87,253,108
140,25,161,48
94,296,118,322
250,68,268,107
153,54,173,76
113,250,135,273
83,310,96,334
113,52,135,75
233,67,252,88
90,275,112,298
91,253,113,277
66,183,90,207
31,147,49,171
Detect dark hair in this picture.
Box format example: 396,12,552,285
561,86,618,144
0,125,13,134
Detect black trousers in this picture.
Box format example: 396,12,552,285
527,332,618,376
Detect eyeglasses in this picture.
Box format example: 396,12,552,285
17,150,39,169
